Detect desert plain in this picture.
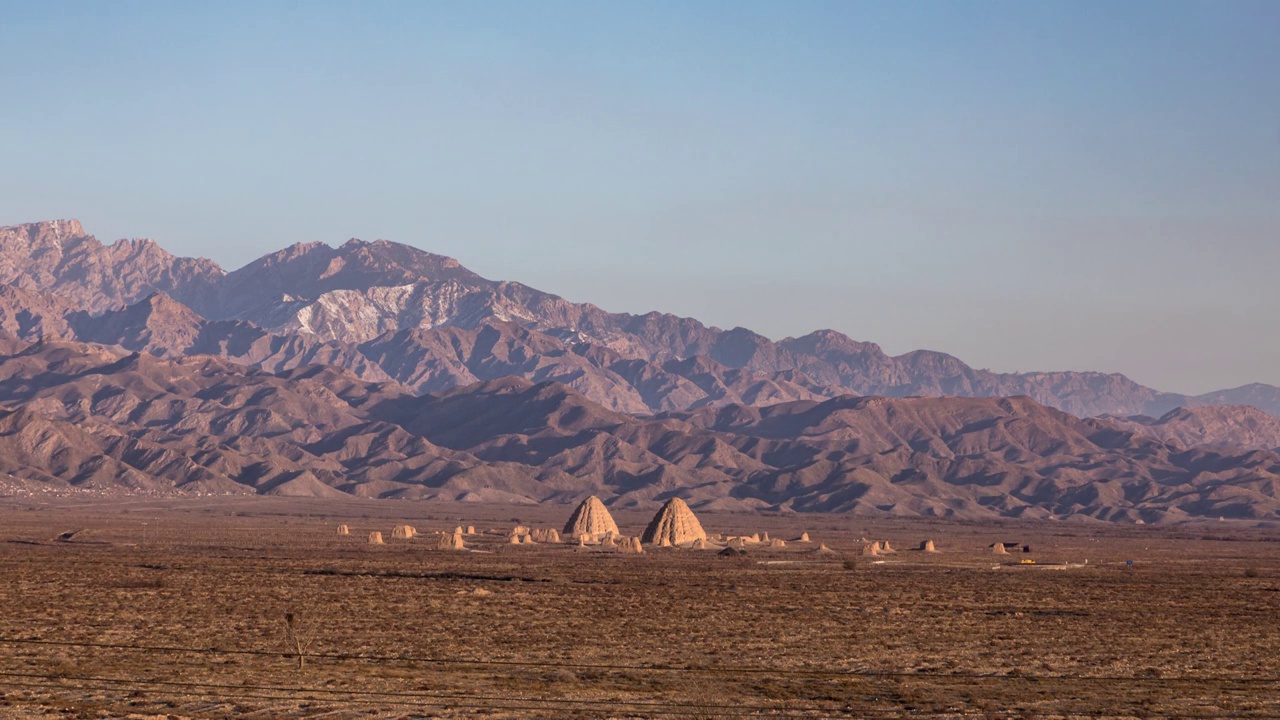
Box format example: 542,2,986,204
0,497,1276,719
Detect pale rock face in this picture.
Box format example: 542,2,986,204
640,497,707,546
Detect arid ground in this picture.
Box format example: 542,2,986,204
0,497,1277,719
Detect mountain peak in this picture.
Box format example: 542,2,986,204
781,329,884,357
135,291,201,317
5,219,86,243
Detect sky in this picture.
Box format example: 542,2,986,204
1,1,1277,395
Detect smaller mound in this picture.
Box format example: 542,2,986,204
920,539,938,553
532,528,561,543
368,531,384,545
438,529,465,550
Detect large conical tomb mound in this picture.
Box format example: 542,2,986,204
563,495,620,540
640,497,707,546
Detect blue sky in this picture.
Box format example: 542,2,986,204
2,1,1277,393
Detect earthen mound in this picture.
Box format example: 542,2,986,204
438,529,465,550
562,495,620,540
641,497,707,546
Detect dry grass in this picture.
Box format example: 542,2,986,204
0,497,1277,718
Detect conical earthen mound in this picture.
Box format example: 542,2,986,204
563,495,620,540
640,497,707,546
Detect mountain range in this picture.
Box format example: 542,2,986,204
0,336,1275,520
4,219,1278,421
0,218,1275,520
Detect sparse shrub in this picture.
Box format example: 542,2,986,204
545,668,577,684
1245,567,1260,578
843,557,857,571
113,576,166,590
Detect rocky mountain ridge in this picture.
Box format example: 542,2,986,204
0,336,1275,521
1104,406,1280,453
0,219,1275,424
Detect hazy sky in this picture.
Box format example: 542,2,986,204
2,1,1277,394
